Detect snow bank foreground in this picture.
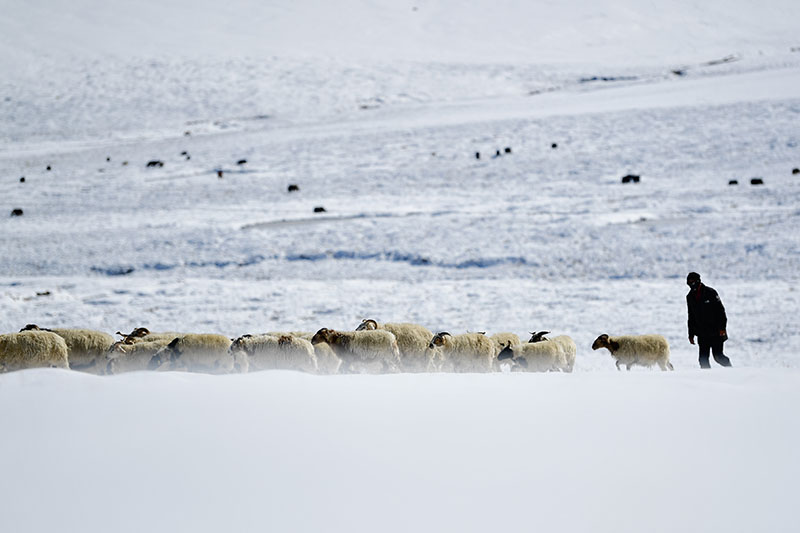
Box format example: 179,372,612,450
1,368,798,533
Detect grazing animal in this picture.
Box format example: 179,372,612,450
428,332,495,373
311,328,401,374
591,333,673,371
146,160,164,168
288,184,300,192
792,168,799,175
498,333,576,372
230,334,317,373
20,325,114,374
313,206,326,213
11,208,23,217
106,338,174,374
504,147,512,154
236,159,247,165
356,319,439,372
148,334,236,374
0,330,69,372
750,178,764,185
621,174,640,184
729,180,738,185
489,332,521,355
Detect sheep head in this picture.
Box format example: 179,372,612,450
148,338,180,370
497,341,515,361
230,334,254,356
528,331,550,343
355,319,379,331
311,328,335,345
592,334,620,352
429,332,451,349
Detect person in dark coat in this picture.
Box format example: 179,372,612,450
686,272,732,368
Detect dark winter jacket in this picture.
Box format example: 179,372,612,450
686,284,727,339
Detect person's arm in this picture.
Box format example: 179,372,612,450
687,294,696,344
712,290,728,337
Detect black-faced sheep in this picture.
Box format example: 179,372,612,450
311,328,401,374
591,333,673,371
230,334,317,373
489,332,521,355
148,334,237,374
356,319,439,372
496,333,576,373
106,338,175,374
0,330,69,372
428,332,496,373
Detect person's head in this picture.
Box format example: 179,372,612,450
686,272,701,289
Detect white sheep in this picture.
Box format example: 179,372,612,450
591,333,673,371
106,338,176,374
230,334,317,373
356,319,439,372
311,328,401,374
20,324,115,374
496,333,577,372
0,330,69,372
428,332,496,373
149,334,238,374
264,331,342,374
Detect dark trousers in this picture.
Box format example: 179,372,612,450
698,337,732,368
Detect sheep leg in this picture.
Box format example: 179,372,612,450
626,363,632,371
615,360,622,371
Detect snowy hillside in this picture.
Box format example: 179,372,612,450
2,1,800,532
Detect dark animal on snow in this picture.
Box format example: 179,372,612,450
288,184,300,192
314,206,326,213
11,208,23,217
504,147,512,154
475,152,480,159
621,174,640,184
728,180,738,185
551,143,558,149
750,178,764,185
19,177,25,183
792,168,799,175
237,159,247,165
146,160,164,168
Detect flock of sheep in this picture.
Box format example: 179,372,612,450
0,320,673,375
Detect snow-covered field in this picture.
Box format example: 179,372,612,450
2,1,799,531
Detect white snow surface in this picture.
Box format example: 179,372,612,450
2,1,800,531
